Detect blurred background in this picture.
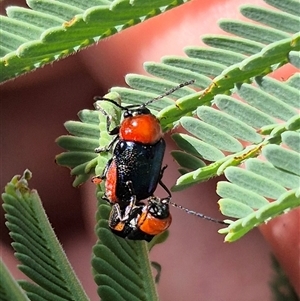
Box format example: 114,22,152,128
1,0,298,300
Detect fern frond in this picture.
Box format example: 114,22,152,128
104,1,299,128
0,260,30,301
56,0,300,241
92,198,159,301
0,0,190,83
219,188,300,242
56,92,121,186
54,0,299,264
1,170,90,301
97,0,299,240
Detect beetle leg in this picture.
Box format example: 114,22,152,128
158,165,172,198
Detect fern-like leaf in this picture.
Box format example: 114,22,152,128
52,1,300,300
83,95,161,300
56,0,300,241
56,92,121,186
92,197,159,301
1,170,90,301
0,260,30,301
57,93,164,300
0,0,190,83
92,0,299,240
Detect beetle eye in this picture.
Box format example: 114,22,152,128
123,111,132,118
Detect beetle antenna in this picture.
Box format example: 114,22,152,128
94,80,195,111
142,79,195,107
94,97,128,110
168,200,227,225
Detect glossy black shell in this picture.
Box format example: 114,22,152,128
112,138,165,204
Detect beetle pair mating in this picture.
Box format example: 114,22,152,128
92,80,225,242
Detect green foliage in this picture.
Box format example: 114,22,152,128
55,0,300,243
0,0,190,83
1,0,300,300
0,260,30,301
94,0,299,242
1,170,90,301
56,91,122,186
92,197,159,301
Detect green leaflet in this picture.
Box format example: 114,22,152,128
180,116,243,152
172,133,225,162
282,131,300,152
144,61,212,89
1,170,90,301
217,181,269,209
219,19,290,44
202,35,264,55
0,0,190,83
245,158,300,189
0,260,30,301
214,94,276,128
263,144,300,177
218,199,255,219
219,189,300,242
236,83,297,122
216,139,300,239
255,75,300,109
106,0,300,241
240,4,300,33
171,150,206,171
264,0,300,16
92,196,159,301
56,92,121,186
2,2,300,301
196,106,262,143
53,0,300,244
224,166,287,200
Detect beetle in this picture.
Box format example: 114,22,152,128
108,195,172,242
92,80,195,208
107,192,227,242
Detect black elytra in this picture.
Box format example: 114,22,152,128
103,138,166,207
